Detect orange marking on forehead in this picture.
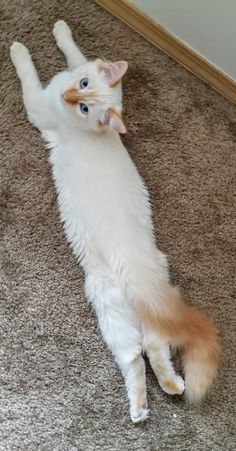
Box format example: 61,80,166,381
63,87,97,105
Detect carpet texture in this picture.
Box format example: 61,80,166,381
1,0,236,449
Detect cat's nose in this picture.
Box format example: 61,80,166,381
63,87,81,104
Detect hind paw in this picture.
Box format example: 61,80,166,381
130,407,149,423
159,375,185,395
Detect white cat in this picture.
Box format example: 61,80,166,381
10,21,220,422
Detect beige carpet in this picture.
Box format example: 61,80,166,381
1,0,235,449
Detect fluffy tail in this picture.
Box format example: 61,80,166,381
136,283,220,402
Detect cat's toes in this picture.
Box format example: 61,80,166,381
10,42,29,66
160,375,185,395
53,20,72,41
130,407,149,423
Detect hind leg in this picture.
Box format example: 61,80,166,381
120,354,148,422
86,274,149,422
144,333,185,395
97,308,148,422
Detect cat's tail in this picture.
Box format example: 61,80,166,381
136,282,220,402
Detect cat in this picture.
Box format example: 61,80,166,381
10,20,220,423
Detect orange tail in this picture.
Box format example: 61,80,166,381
137,284,220,401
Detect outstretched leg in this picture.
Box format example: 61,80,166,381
120,354,148,423
86,273,149,422
144,334,185,395
10,42,50,130
53,20,87,69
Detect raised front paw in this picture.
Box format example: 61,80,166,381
53,20,72,42
10,42,30,66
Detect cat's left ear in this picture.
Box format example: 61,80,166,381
98,60,128,87
100,108,126,134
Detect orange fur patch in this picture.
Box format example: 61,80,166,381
98,107,126,131
109,108,126,131
163,380,180,394
96,59,125,88
108,107,123,121
63,87,97,105
137,283,221,402
136,388,146,409
63,87,80,104
111,79,122,88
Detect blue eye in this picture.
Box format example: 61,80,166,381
80,78,88,89
80,103,89,114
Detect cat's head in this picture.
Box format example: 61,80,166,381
62,59,128,133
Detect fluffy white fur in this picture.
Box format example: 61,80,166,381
10,21,219,423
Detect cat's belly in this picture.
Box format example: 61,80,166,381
49,138,167,278
57,180,151,259
53,168,154,268
54,177,169,285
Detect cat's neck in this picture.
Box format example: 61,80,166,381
53,119,122,148
71,127,122,145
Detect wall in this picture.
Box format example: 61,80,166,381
129,0,236,81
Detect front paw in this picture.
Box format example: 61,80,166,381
10,42,30,67
53,20,72,42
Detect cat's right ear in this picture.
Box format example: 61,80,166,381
97,59,128,87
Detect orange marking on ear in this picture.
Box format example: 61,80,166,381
108,107,124,122
111,78,122,88
96,59,127,87
98,107,126,133
98,108,125,128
